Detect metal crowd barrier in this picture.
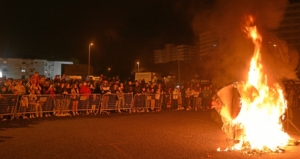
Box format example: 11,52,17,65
18,94,59,118
77,94,101,115
100,93,133,114
122,93,133,110
75,94,101,114
133,93,162,111
0,94,19,119
133,94,147,108
0,92,155,120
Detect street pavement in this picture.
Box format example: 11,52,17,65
0,110,300,159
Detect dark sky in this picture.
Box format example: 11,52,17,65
0,0,203,77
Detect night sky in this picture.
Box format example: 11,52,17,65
0,0,206,78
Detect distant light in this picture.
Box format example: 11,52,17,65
108,67,111,71
0,71,2,77
21,69,26,73
90,43,93,46
273,44,277,47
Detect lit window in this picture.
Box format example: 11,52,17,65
21,69,26,72
45,71,47,74
0,71,2,77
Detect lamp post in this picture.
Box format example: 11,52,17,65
88,43,93,76
137,61,140,72
178,50,180,86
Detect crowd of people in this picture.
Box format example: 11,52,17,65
0,72,221,121
2,71,300,130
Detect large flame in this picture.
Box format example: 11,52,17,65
231,16,290,151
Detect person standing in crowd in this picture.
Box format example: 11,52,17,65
54,75,61,84
28,90,38,118
124,81,133,93
171,87,179,111
12,80,26,119
160,89,167,111
100,80,111,110
62,83,71,116
165,88,172,110
192,87,200,111
30,72,40,86
80,81,91,115
43,83,55,117
133,81,142,95
0,86,12,121
132,81,143,112
154,88,161,112
202,86,210,110
116,87,125,113
110,83,119,93
70,83,80,115
54,82,63,116
14,80,26,96
185,87,192,110
35,89,43,117
197,87,203,110
180,85,186,110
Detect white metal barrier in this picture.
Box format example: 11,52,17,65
100,93,133,114
0,94,19,119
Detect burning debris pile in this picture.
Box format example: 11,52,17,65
212,16,299,154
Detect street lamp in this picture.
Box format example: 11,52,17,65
88,43,93,76
178,49,180,86
137,61,140,72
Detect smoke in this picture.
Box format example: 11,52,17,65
191,0,298,86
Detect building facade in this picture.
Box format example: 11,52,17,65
0,58,73,79
276,2,300,52
198,31,220,57
154,44,197,64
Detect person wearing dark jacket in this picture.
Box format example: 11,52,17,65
124,81,133,93
54,82,63,116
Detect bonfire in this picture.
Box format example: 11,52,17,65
214,15,299,154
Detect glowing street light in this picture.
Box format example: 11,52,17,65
88,43,93,76
137,61,140,72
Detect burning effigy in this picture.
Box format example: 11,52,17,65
212,15,299,154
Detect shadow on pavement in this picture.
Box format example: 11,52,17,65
0,136,13,143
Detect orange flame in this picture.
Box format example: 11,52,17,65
231,16,290,151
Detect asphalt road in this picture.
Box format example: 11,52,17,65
0,110,299,159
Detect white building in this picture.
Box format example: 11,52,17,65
0,58,73,79
154,44,197,64
44,61,73,79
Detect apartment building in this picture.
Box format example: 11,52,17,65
0,58,73,79
276,2,300,52
154,44,197,64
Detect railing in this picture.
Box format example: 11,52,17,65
0,94,19,119
0,93,194,120
99,93,133,114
